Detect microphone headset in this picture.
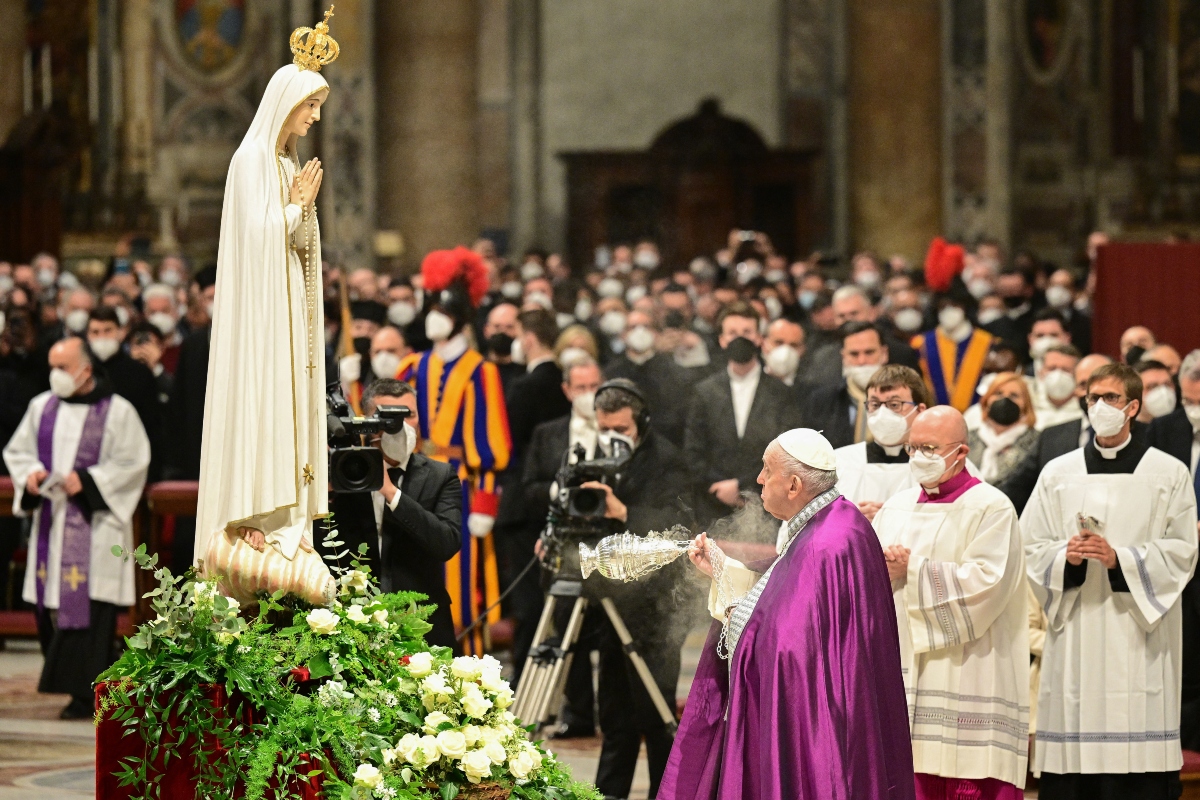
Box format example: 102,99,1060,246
594,378,650,435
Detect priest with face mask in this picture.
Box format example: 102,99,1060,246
873,406,1030,799
1024,363,1198,799
3,337,150,718
395,247,512,655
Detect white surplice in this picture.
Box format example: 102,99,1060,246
834,441,917,506
873,481,1030,786
1022,447,1198,776
3,392,150,608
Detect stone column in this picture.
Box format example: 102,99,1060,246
0,0,25,143
508,0,540,255
321,0,376,271
121,0,154,179
847,0,942,259
376,0,479,270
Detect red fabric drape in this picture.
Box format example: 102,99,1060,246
1093,243,1200,358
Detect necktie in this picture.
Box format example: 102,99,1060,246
388,467,404,487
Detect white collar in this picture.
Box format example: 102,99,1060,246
526,354,555,373
881,443,904,457
433,333,469,363
626,348,655,365
939,321,974,343
727,361,761,384
1094,431,1132,459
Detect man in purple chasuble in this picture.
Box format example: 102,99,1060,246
3,338,150,718
659,428,915,800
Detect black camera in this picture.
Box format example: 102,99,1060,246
541,437,633,554
327,384,412,493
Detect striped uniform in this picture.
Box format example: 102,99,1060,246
397,348,511,655
912,327,995,412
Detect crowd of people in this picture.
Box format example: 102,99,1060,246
1,226,1199,798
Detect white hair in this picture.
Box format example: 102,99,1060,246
771,442,838,495
832,284,871,307
1181,349,1200,383
143,283,176,306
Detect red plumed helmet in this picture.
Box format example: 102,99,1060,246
420,246,490,308
923,236,965,293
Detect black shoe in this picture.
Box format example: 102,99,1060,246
60,698,92,719
547,722,595,740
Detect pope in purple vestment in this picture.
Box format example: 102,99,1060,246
659,429,915,800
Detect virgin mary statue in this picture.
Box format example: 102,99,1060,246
194,9,340,605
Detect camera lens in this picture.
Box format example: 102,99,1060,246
342,452,371,483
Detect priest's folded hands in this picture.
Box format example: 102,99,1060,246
882,544,909,582
1065,530,1117,568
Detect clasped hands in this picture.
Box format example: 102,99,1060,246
289,158,324,208
25,469,82,497
1065,530,1117,569
883,545,910,583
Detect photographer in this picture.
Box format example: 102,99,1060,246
321,378,463,652
568,379,693,800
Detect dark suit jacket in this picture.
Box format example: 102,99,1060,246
683,368,802,521
603,352,692,446
801,381,857,450
521,416,571,528
324,453,463,651
101,350,162,480
164,326,210,479
1148,407,1193,468
497,361,571,528
996,417,1085,515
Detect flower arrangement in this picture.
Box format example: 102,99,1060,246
97,542,599,800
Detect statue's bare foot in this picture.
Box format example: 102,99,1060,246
299,533,314,553
238,527,266,552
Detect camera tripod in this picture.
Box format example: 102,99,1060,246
511,577,678,738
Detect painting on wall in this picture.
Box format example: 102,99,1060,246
175,0,245,73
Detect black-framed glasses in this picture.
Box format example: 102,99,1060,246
1084,392,1127,407
904,441,964,458
866,398,917,414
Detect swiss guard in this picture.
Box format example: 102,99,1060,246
397,247,512,655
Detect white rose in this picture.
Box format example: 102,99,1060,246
476,726,505,746
306,608,339,635
406,651,434,678
381,747,397,766
423,710,452,734
479,654,503,674
493,687,513,709
461,725,481,747
436,729,468,759
412,735,441,768
451,656,482,681
507,749,535,780
420,672,450,697
462,690,493,719
483,740,507,765
345,604,369,624
524,743,543,768
394,733,421,763
353,763,382,788
478,669,506,693
460,749,493,783
372,608,389,625
223,596,241,617
340,569,370,593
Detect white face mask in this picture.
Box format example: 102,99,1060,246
36,267,56,287
938,306,966,332
526,291,553,311
843,362,880,391
909,450,952,487
625,285,647,306
633,250,659,269
500,281,523,300
625,325,655,354
558,346,591,369
388,301,416,327
380,424,416,467
1087,400,1130,438
339,353,362,383
763,296,783,320
599,430,636,455
598,310,627,337
49,366,82,398
160,270,183,288
64,308,90,334
1045,285,1073,309
1143,385,1177,418
89,336,120,362
597,278,625,299
0,275,12,293
58,272,80,290
148,312,176,336
977,308,1004,327
867,406,912,447
1041,369,1076,403
574,299,594,321
1029,335,1062,361
764,344,800,378
572,391,596,421
204,301,215,320
855,271,881,291
893,307,923,333
510,336,526,365
520,262,545,281
371,351,402,380
424,310,454,342
1185,403,1200,432
114,306,130,327
967,279,993,300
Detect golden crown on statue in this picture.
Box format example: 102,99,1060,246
291,5,340,73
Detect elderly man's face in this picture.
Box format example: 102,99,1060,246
757,446,802,520
370,327,406,358
763,319,804,356
484,304,519,338
48,339,91,393
833,295,874,325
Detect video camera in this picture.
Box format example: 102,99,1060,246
327,383,412,493
539,437,633,575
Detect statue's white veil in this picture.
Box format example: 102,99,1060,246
196,64,329,561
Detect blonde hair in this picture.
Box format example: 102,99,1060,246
980,372,1037,429
554,324,599,361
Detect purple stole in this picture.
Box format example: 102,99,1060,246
34,395,112,629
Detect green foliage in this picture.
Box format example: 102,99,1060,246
99,540,598,800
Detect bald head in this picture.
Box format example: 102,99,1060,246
907,406,969,488
1075,353,1113,395
1120,326,1155,356
910,406,968,445
48,337,95,397
1145,344,1181,375
370,325,405,358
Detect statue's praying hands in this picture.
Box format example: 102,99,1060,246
290,158,323,208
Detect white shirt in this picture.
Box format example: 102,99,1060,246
568,412,599,463
525,355,554,373
728,362,761,440
433,333,469,363
1077,414,1091,448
